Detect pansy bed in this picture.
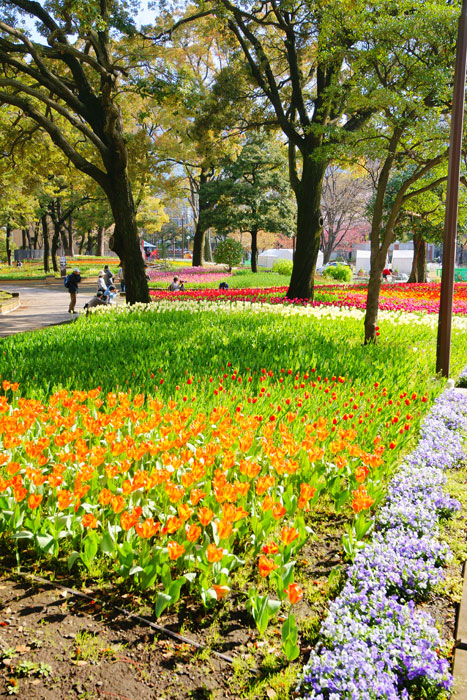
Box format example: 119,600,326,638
299,386,467,699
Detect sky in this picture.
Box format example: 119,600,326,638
19,1,157,41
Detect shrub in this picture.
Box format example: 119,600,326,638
272,259,293,276
323,264,353,282
213,239,244,271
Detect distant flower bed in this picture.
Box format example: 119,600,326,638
149,282,467,315
147,266,230,286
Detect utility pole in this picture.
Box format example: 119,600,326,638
436,0,467,377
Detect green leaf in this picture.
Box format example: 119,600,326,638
36,534,55,554
99,531,115,555
155,592,172,618
68,551,80,571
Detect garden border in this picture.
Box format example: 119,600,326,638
0,291,20,314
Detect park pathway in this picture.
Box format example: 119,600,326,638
0,281,111,337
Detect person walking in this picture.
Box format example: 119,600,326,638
67,268,81,314
104,264,114,287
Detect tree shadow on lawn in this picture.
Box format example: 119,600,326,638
0,309,441,396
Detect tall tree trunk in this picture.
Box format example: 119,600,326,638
79,232,86,255
364,250,387,343
6,223,12,266
42,214,50,273
67,213,75,257
192,169,209,267
106,168,149,304
250,226,258,273
286,154,326,300
97,225,105,256
86,229,94,255
417,237,426,282
51,223,60,272
408,231,425,283
204,229,213,262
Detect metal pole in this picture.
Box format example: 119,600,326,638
181,216,185,257
436,0,467,377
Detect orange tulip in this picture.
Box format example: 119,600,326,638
120,511,137,531
6,462,21,475
256,475,275,496
272,502,286,520
28,493,43,509
190,488,206,506
135,518,160,539
13,486,27,502
284,583,304,605
212,585,230,600
206,543,224,563
262,495,273,511
355,465,369,483
197,507,214,527
111,495,125,514
281,526,299,546
98,488,113,506
57,489,73,509
217,519,233,540
351,485,374,513
167,540,185,560
178,503,194,522
82,513,98,529
185,523,201,542
258,555,278,578
262,541,279,555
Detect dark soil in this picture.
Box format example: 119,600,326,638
0,519,343,700
0,484,464,700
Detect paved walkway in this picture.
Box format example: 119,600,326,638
0,282,120,337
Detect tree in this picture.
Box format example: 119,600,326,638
137,14,249,267
0,0,149,303
179,0,384,300
320,165,371,264
355,5,457,343
203,132,295,272
213,237,244,271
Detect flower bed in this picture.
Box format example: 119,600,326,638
149,282,467,315
0,366,436,658
299,386,467,699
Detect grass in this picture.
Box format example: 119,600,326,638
0,304,465,398
0,258,119,280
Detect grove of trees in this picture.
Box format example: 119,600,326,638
0,0,462,337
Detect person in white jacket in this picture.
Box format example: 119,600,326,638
97,271,107,294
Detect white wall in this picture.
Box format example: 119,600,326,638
391,250,413,274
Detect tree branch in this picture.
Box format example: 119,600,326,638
0,91,109,191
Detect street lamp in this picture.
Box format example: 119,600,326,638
436,0,467,377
